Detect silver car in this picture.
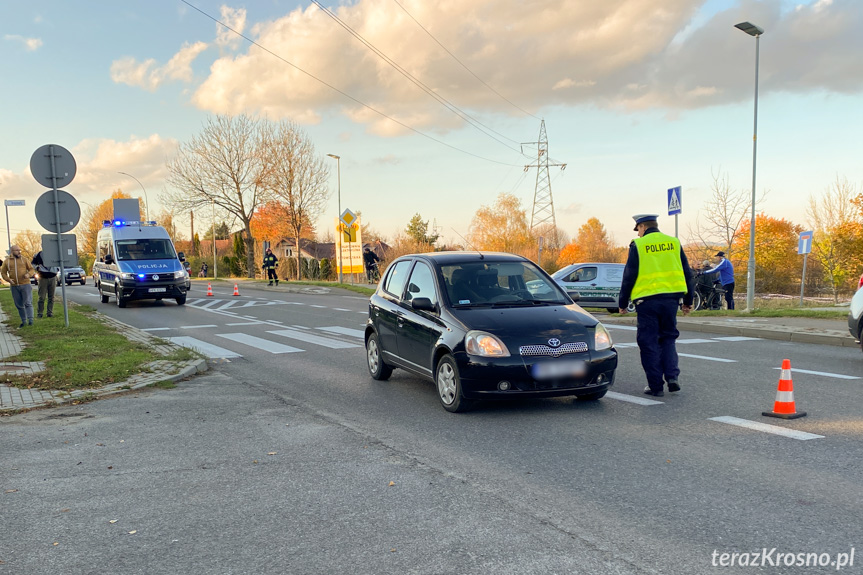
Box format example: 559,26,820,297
552,263,625,313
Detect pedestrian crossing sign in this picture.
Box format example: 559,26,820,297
667,186,682,216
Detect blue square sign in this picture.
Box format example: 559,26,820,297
667,186,682,216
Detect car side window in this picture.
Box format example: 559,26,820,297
383,260,412,298
567,267,597,283
404,262,438,306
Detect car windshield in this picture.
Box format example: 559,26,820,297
115,239,177,261
441,261,569,307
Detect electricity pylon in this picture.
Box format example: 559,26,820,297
523,120,566,247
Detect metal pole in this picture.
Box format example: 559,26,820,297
48,145,70,327
117,172,149,221
745,33,760,312
5,203,10,255
675,214,679,238
799,253,808,306
327,154,342,284
212,200,217,279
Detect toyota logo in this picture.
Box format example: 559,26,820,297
547,338,561,348
152,274,159,281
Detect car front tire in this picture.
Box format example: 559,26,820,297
115,285,127,308
175,294,186,306
366,332,393,380
436,354,473,413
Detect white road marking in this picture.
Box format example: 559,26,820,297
605,391,664,406
714,336,761,342
317,326,365,339
676,338,715,344
180,325,218,329
333,308,351,312
226,321,263,326
199,299,222,309
167,336,242,358
678,353,736,362
268,329,361,349
310,305,327,308
291,325,310,329
216,333,303,354
141,327,171,332
709,416,824,440
604,324,637,331
773,367,860,380
216,300,239,310
614,343,638,348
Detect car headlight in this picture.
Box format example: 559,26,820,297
594,323,613,351
465,330,510,357
174,270,186,278
121,273,137,280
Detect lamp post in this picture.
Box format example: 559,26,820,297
735,21,764,313
326,154,342,284
117,172,150,222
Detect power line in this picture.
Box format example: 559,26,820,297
391,0,539,121
310,0,528,155
179,0,523,167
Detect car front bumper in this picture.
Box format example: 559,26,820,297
118,279,187,301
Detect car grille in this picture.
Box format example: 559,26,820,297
518,342,588,357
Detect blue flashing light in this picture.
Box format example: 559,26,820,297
137,274,146,279
114,220,125,227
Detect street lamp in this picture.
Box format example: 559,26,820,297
326,154,342,284
117,171,150,222
735,20,764,313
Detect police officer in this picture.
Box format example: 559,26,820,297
263,248,279,286
618,214,694,397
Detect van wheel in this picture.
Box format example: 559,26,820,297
115,285,127,308
175,295,186,305
100,291,109,303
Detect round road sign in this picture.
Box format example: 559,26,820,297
30,144,77,189
34,189,81,233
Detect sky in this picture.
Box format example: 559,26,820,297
1,0,861,253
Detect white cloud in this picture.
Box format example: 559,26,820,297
111,41,208,91
4,34,43,51
216,6,247,48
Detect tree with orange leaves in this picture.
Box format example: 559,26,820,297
76,189,134,256
731,214,803,295
557,217,625,268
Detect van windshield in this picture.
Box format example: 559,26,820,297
115,239,177,261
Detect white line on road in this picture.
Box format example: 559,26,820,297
678,353,737,362
216,333,303,354
167,336,242,358
268,329,361,349
180,325,218,329
604,391,664,406
676,338,715,344
713,336,761,342
310,305,327,308
773,367,860,380
333,308,352,312
226,322,263,326
709,416,824,440
317,326,365,339
604,324,637,331
141,328,171,332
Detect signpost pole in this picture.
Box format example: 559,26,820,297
48,145,70,327
4,203,10,254
799,253,808,307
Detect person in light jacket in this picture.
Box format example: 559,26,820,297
1,245,35,327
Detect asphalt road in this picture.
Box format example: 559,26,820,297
2,282,861,574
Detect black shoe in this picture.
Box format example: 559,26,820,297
19,323,25,328
643,386,664,397
666,379,681,392
37,314,43,319
47,314,52,318
268,282,273,286
275,281,279,286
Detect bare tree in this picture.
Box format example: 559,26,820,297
163,114,270,277
807,176,859,302
687,169,764,260
261,120,330,280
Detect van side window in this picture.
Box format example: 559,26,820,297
567,267,597,283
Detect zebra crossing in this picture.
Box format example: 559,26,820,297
161,325,364,359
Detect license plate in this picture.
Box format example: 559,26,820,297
148,287,167,293
532,359,586,380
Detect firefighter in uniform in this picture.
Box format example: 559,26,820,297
263,248,279,286
618,214,694,397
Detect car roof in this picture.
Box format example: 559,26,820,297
396,251,530,266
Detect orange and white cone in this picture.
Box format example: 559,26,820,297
206,282,214,297
232,282,240,296
762,359,806,419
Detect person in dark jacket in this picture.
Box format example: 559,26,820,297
31,250,58,319
363,247,380,282
618,214,694,397
263,248,279,286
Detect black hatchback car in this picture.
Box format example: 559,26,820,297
364,252,618,412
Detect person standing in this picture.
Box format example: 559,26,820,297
1,245,35,328
31,250,58,319
703,251,735,310
618,214,694,397
199,262,208,278
263,248,279,286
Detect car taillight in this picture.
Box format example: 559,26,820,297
858,273,863,290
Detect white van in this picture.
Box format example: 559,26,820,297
552,263,625,313
92,219,189,308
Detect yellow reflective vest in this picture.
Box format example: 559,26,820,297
630,232,688,300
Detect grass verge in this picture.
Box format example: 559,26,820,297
0,288,177,391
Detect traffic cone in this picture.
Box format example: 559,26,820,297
232,282,240,296
206,282,214,297
762,359,806,419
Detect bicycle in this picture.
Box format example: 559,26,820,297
692,273,726,311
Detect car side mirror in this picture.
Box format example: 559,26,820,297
567,290,580,302
177,252,186,261
411,297,436,312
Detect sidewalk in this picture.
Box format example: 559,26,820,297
0,305,208,413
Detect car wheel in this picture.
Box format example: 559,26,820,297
115,285,127,308
436,354,473,413
366,332,393,380
175,294,186,306
100,290,109,304
81,279,86,286
606,307,618,314
575,389,608,401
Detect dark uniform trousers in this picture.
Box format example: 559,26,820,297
635,296,681,390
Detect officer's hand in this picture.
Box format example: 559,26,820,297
681,304,692,316
618,307,627,315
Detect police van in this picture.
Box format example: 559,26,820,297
92,218,189,308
